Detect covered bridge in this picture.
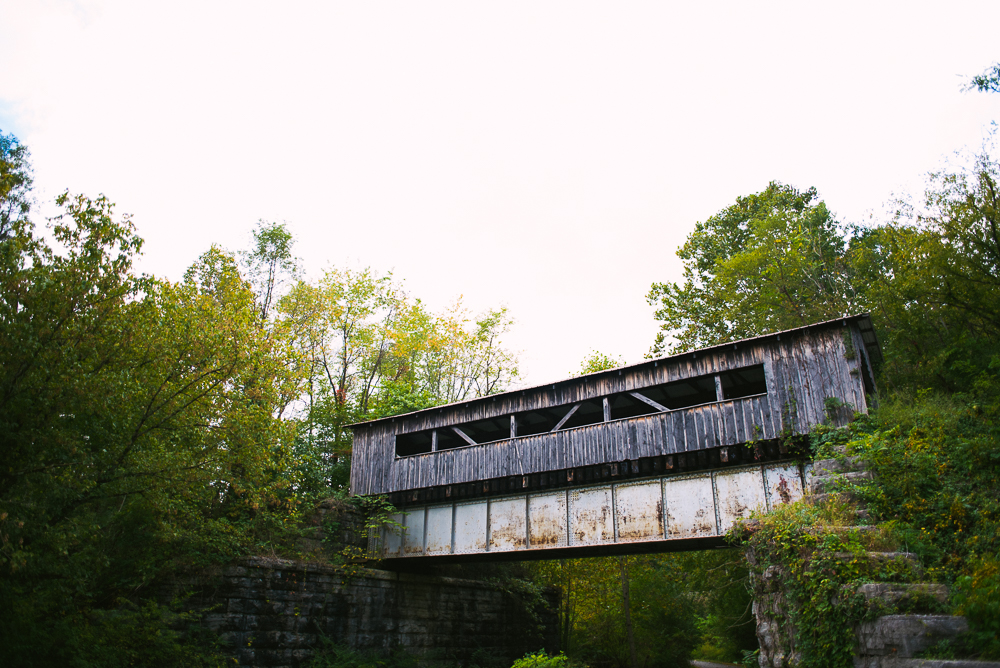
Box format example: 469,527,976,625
349,315,880,561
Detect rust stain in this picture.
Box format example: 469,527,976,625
775,475,792,505
573,505,614,544
489,498,528,551
528,494,568,548
617,499,664,540
491,525,527,549
530,517,564,546
665,475,717,538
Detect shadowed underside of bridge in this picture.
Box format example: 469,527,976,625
350,316,881,562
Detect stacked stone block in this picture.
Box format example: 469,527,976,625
164,557,558,668
751,447,1000,668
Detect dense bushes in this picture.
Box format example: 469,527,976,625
851,382,1000,659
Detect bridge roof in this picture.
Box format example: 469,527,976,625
347,313,880,430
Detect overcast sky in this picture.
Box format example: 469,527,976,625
2,0,999,386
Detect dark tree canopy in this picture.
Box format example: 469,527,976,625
647,182,854,355
648,148,1000,393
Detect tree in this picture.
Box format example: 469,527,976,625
647,182,854,356
241,219,298,321
848,145,1000,391
575,350,625,376
0,184,298,665
277,268,520,494
0,130,32,242
647,145,1000,393
531,555,701,668
420,301,519,405
967,62,1000,94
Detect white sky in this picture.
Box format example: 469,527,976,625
2,0,999,386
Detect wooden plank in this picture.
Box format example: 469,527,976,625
704,405,717,449
630,391,669,413
691,406,703,450
716,403,727,447
684,407,697,452
651,414,665,455
453,426,477,446
659,411,673,455
669,411,683,454
731,400,745,445
552,404,581,432
716,402,730,446
849,323,870,413
624,421,637,460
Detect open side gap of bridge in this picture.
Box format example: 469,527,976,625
373,460,814,563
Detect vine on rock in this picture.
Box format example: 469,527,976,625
739,495,913,668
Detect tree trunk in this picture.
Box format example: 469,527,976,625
619,556,638,668
562,560,573,653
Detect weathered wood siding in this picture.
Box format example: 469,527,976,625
350,319,876,496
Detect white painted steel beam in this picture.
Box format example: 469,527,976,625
377,462,808,559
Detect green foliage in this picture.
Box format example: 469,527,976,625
848,386,1000,658
648,147,1000,394
953,555,1000,658
324,495,404,577
966,62,1000,94
647,182,853,355
0,137,305,665
0,590,230,668
529,555,701,668
680,550,758,663
575,351,624,376
241,219,299,320
739,387,1000,662
741,496,913,668
279,268,520,497
0,129,529,665
307,639,418,668
511,650,574,668
0,129,32,239
483,575,554,644
741,648,761,668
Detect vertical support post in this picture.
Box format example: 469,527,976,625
450,504,457,554
422,507,429,555
525,494,532,549
715,374,725,402
611,483,619,542
564,489,572,546
431,430,438,452
710,471,722,535
660,478,669,538
603,397,611,422
510,415,517,439
485,499,492,551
